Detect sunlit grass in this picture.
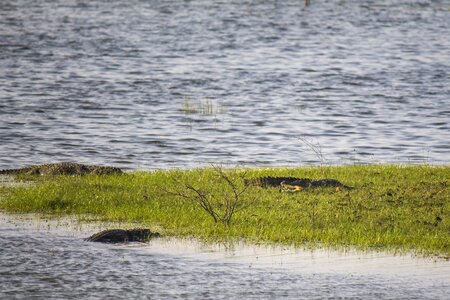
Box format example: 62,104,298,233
0,165,448,257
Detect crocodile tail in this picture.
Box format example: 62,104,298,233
310,179,354,189
3,167,41,175
330,179,354,189
0,168,29,175
341,184,354,190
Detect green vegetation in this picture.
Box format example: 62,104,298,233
0,165,448,257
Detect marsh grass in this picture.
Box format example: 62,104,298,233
181,97,227,116
0,165,448,257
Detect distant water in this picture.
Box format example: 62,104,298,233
1,213,449,299
0,0,449,169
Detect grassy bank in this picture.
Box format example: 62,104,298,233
0,165,448,257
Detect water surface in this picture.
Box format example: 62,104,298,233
0,0,449,169
1,213,449,299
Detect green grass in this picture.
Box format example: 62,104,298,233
0,165,448,257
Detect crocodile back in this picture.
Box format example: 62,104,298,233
84,229,160,243
245,176,306,187
245,176,353,189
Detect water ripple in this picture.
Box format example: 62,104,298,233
0,0,449,169
0,213,448,299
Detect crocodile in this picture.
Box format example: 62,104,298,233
245,176,300,188
245,176,353,191
0,162,123,176
84,229,160,244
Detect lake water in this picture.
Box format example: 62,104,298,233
0,0,449,170
1,213,449,299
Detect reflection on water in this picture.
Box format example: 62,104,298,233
0,0,449,169
1,213,449,299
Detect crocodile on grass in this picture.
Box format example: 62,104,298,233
84,229,160,243
245,176,353,191
0,162,123,176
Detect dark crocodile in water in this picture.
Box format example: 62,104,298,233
84,229,160,243
245,176,353,190
0,162,123,176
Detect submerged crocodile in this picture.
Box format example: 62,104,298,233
84,229,160,244
245,176,353,191
0,162,123,176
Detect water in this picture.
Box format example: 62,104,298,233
1,213,449,299
0,0,449,170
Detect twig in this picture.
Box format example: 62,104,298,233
299,137,327,165
166,165,249,225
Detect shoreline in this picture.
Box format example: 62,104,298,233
1,211,449,283
0,164,449,258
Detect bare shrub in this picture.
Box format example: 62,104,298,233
167,165,249,225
